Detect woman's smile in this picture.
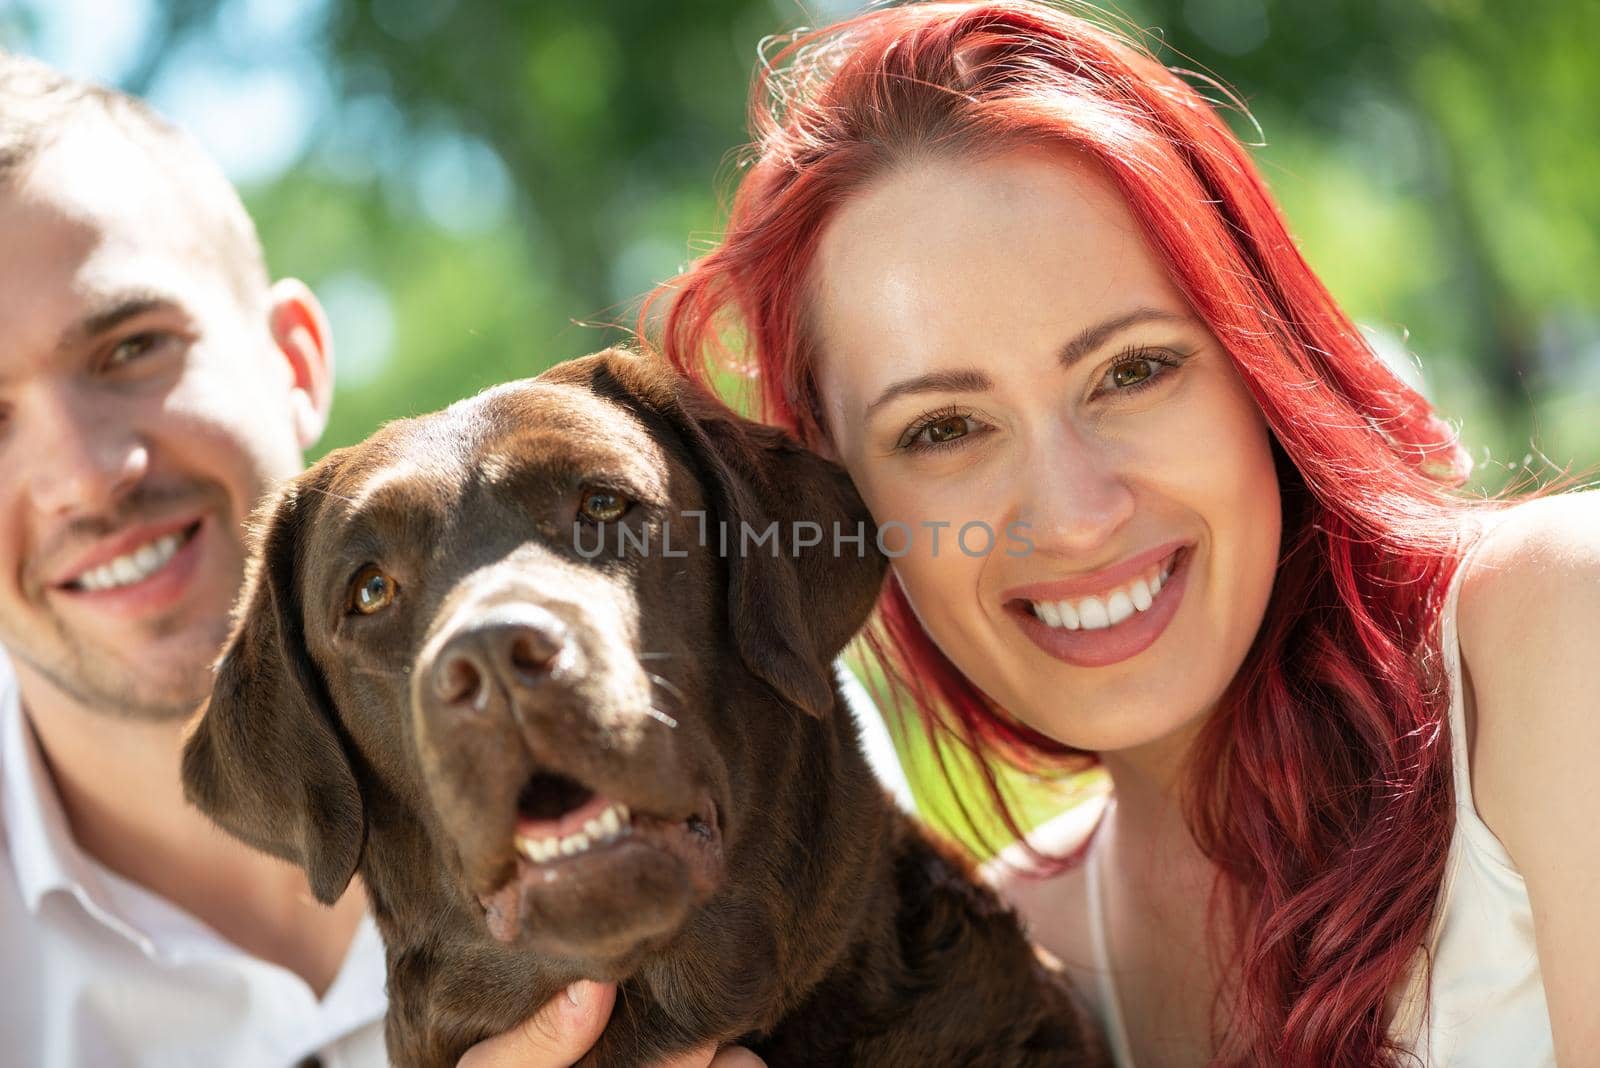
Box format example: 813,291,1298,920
1002,542,1191,668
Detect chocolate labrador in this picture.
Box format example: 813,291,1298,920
181,349,1103,1067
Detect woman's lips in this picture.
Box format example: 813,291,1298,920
1006,547,1191,668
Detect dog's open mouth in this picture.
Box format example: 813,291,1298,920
511,772,635,864
477,767,723,949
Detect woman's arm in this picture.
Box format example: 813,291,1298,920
1458,491,1600,1064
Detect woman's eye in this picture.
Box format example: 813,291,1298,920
898,408,984,453
925,415,971,444
349,565,398,616
1101,348,1185,394
578,487,629,523
1110,358,1155,389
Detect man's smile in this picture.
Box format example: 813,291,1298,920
43,515,212,622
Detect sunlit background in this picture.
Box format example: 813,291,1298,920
6,0,1597,847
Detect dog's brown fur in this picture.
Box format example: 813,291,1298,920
181,350,1104,1067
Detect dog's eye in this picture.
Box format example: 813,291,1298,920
578,487,629,523
349,565,398,615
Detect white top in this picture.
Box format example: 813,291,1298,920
0,649,392,1068
1084,549,1554,1065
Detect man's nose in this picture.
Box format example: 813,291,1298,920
1013,424,1136,557
22,389,149,518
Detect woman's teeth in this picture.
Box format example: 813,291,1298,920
1029,555,1176,631
74,532,186,592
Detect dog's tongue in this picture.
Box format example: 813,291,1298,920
514,789,615,841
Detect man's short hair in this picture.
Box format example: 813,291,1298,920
0,51,270,301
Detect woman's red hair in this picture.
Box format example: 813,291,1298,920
646,2,1488,1064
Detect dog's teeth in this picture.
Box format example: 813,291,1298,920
515,805,636,867
617,803,630,823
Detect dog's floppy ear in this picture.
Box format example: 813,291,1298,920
592,351,887,717
181,464,365,905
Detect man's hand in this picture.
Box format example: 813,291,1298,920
455,980,767,1067
456,981,614,1068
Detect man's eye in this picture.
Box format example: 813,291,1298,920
107,333,169,367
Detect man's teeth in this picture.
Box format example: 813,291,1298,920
1030,555,1176,631
514,802,631,864
75,533,184,592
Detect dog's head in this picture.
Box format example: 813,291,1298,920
181,349,886,971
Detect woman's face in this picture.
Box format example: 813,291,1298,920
809,148,1282,756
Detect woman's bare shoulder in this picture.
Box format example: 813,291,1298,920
1454,493,1600,1058
1458,492,1600,686
1456,491,1600,845
977,792,1107,970
1461,491,1600,591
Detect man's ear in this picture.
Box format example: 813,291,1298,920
180,465,364,905
585,350,888,718
267,278,334,450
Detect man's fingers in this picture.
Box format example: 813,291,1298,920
649,1043,767,1068
649,1044,717,1068
456,980,617,1068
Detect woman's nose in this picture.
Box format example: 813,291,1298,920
1012,426,1135,558
21,387,149,519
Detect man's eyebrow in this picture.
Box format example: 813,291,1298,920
57,291,183,353
1057,307,1190,368
864,368,994,419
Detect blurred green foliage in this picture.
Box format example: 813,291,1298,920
20,0,1583,473
7,0,1596,849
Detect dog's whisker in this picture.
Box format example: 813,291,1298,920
350,664,409,679
299,484,359,505
637,652,674,661
646,672,687,705
644,705,679,729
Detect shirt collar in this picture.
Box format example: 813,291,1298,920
1,650,123,921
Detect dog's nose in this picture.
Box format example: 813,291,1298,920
433,605,569,709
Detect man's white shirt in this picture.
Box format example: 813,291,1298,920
0,648,391,1068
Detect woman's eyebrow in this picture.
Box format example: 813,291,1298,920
1058,307,1189,367
863,307,1192,420
864,368,992,418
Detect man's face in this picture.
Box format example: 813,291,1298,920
0,122,322,721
